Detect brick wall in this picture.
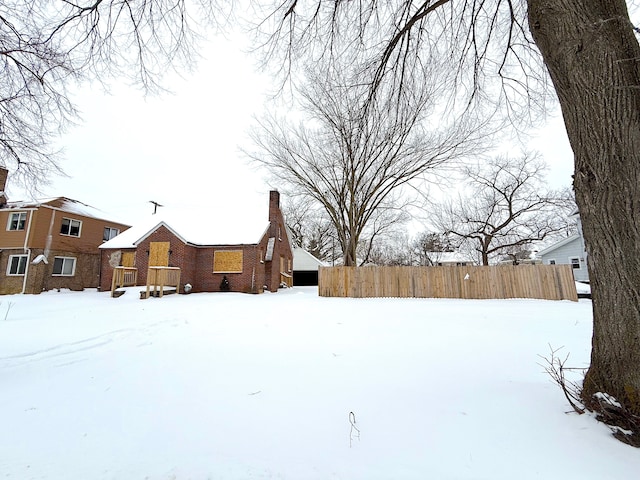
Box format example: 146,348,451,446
194,245,264,293
29,249,100,293
0,250,24,294
0,248,100,294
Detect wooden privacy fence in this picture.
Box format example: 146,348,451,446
318,265,578,301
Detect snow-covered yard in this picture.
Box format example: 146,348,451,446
0,287,637,479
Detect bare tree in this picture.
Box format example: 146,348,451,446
1,0,226,190
363,229,414,266
250,0,640,429
355,204,411,265
4,0,640,433
528,2,640,428
432,154,573,266
281,194,335,262
411,231,454,266
247,66,486,266
364,229,466,266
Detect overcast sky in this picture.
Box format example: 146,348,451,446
4,33,575,228
6,33,272,225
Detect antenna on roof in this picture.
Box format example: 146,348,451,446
149,200,164,214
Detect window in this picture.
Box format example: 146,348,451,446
60,218,82,237
570,257,581,269
213,250,243,273
7,255,28,275
103,227,120,242
548,259,556,265
7,212,27,231
52,257,76,276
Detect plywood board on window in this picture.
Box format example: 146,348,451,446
122,252,136,267
213,250,243,273
149,242,170,267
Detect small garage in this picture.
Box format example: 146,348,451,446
293,247,326,286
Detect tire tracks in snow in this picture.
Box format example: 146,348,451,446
0,320,178,370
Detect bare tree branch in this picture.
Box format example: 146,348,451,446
0,0,228,190
247,62,488,265
431,153,572,265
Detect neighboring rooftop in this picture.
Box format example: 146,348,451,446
426,251,476,264
3,197,129,225
536,234,582,257
293,247,327,271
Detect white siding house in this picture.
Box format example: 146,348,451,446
424,251,475,266
292,247,327,286
537,213,589,282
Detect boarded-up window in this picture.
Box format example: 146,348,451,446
213,250,243,273
122,252,136,267
149,242,170,266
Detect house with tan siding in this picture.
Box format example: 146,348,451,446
0,168,130,294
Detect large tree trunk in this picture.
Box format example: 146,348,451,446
528,0,640,415
343,234,358,266
481,237,491,266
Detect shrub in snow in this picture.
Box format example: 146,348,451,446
220,276,230,292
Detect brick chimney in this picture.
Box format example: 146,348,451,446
0,167,8,207
269,190,280,210
268,190,281,236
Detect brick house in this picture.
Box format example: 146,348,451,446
99,191,294,294
0,167,131,294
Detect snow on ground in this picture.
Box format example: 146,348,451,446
576,281,591,295
0,287,637,479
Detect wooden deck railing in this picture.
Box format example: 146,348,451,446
280,271,293,288
144,266,181,299
111,266,138,297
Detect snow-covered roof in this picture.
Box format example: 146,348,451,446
100,204,270,249
427,252,475,264
575,281,591,294
293,247,327,271
4,197,129,225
